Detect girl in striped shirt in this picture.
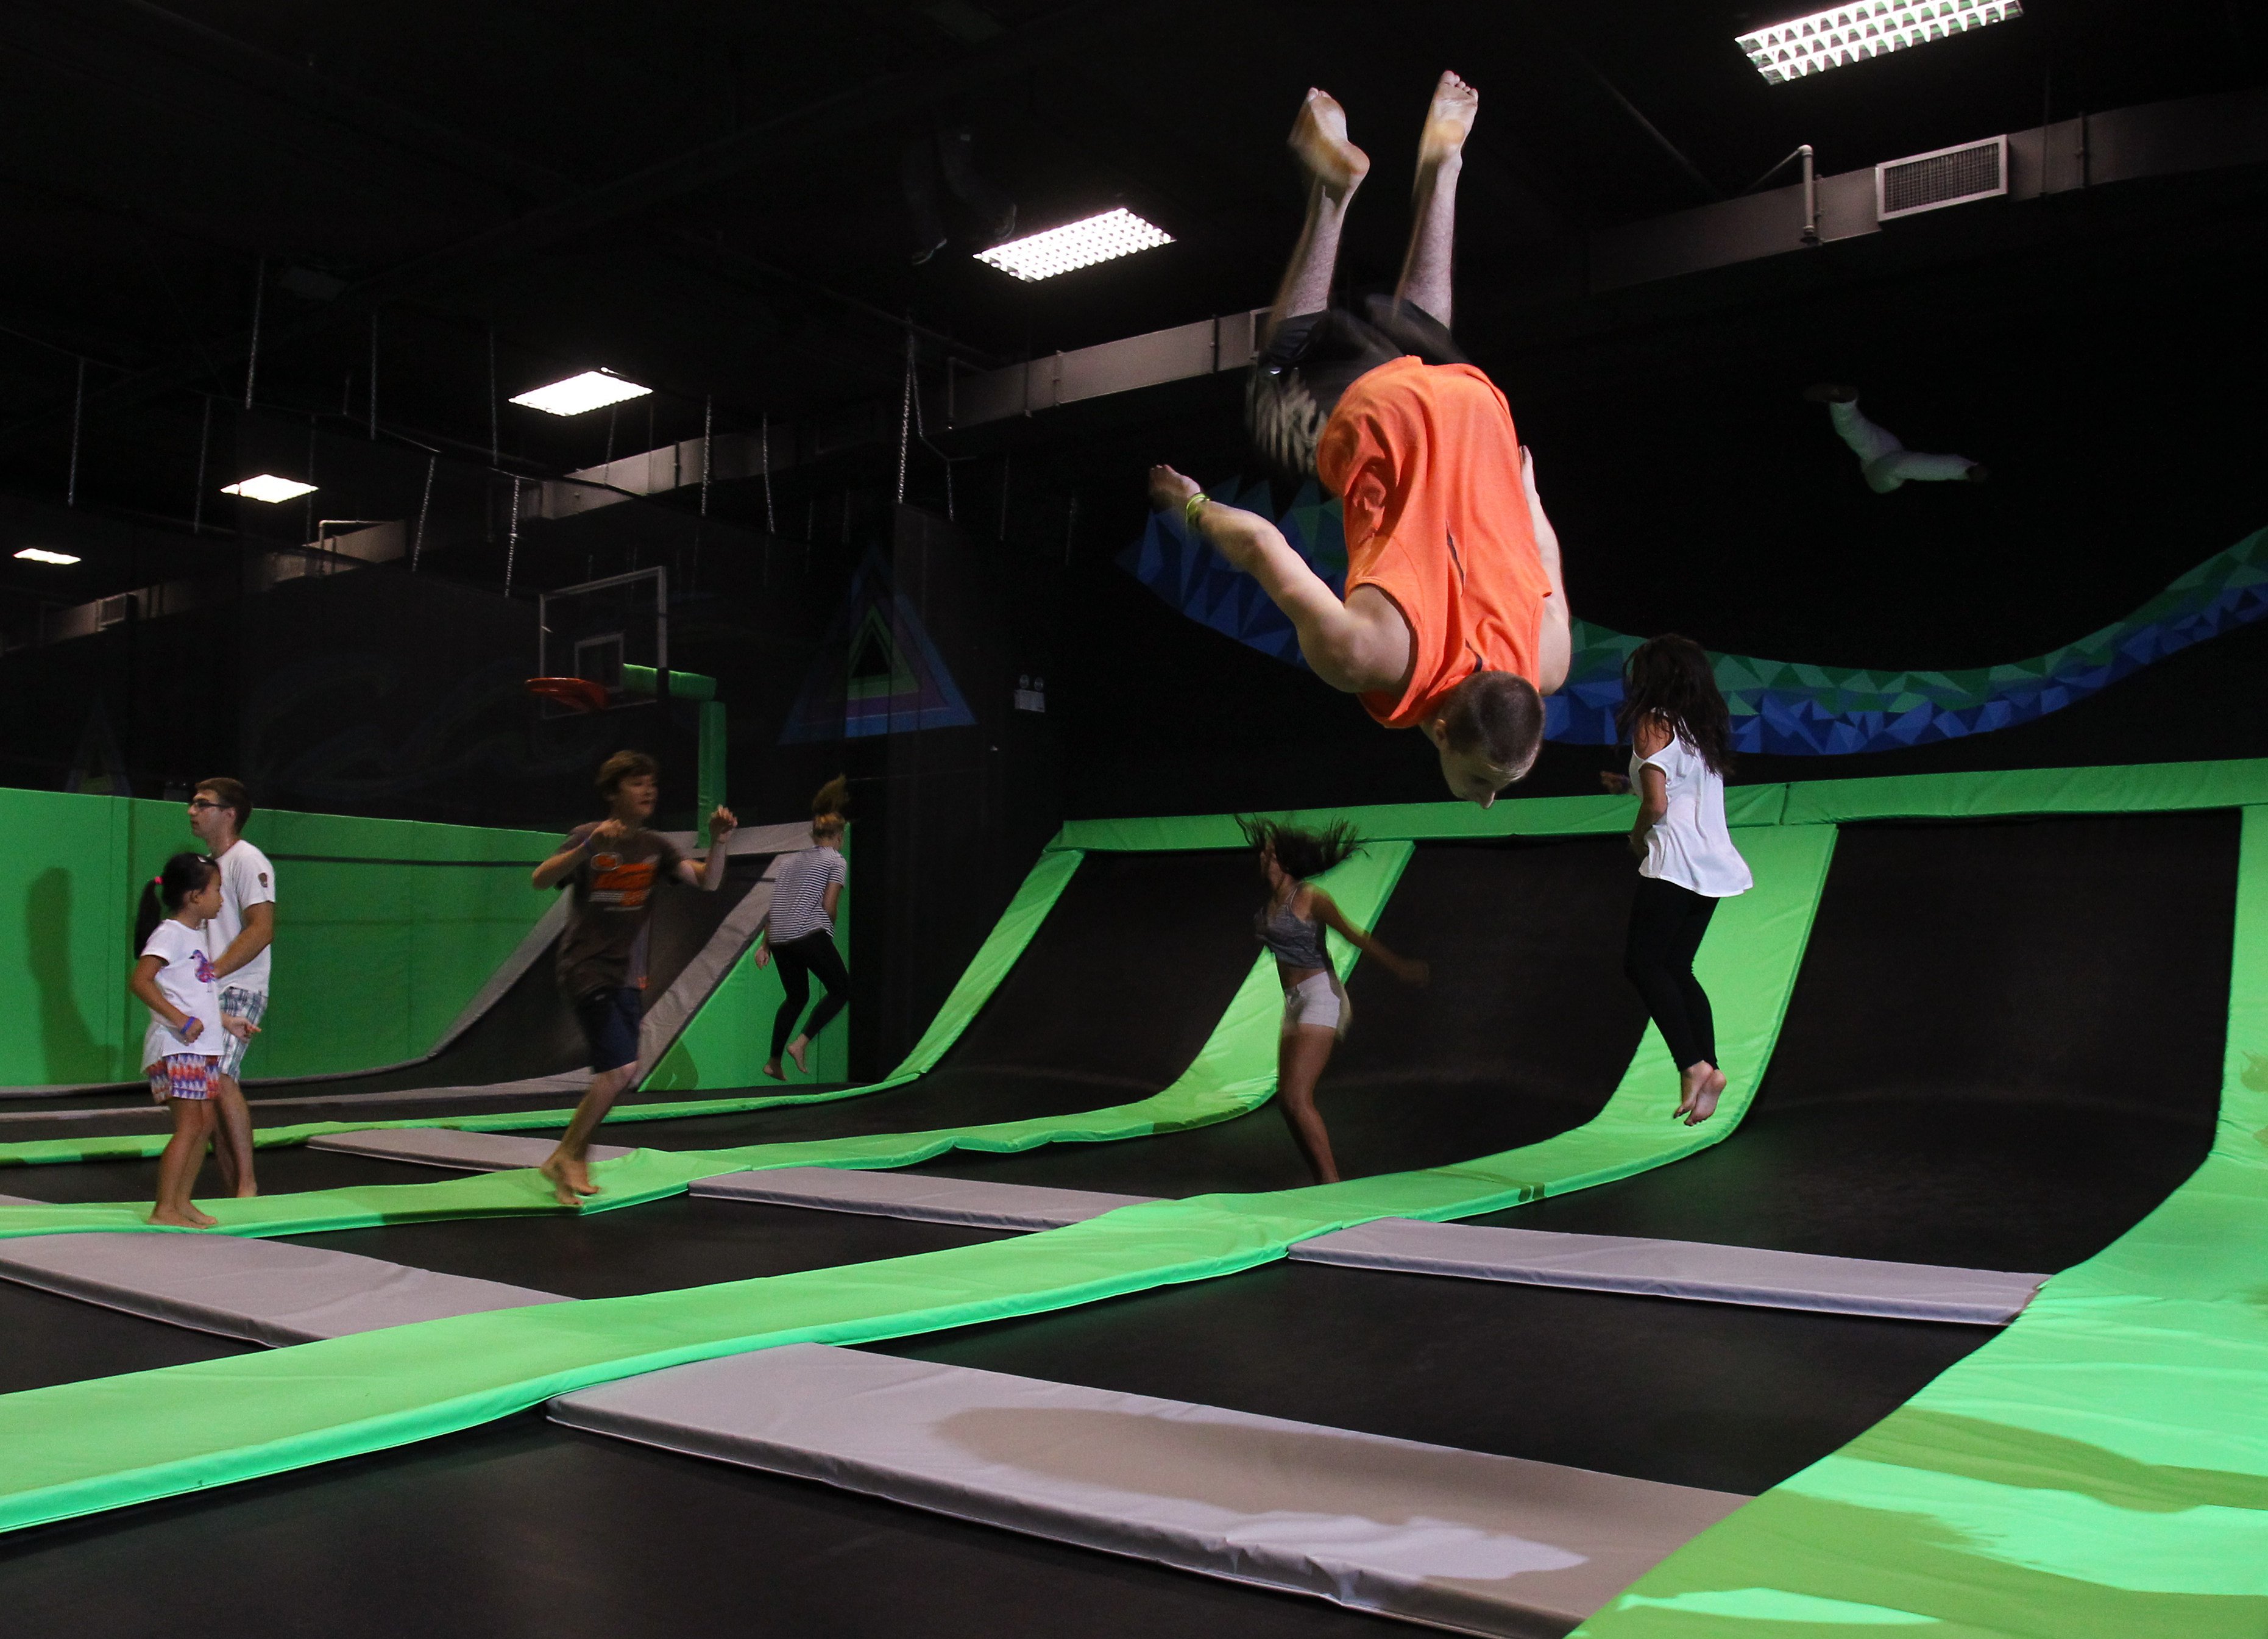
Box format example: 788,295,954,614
757,777,851,1080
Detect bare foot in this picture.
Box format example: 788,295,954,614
785,1037,812,1075
1417,71,1479,171
1684,1065,1729,1126
762,1059,785,1082
1289,88,1369,200
234,1184,258,1200
148,1205,217,1228
1675,1062,1706,1119
539,1155,600,1208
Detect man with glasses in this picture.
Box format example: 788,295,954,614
186,777,270,1196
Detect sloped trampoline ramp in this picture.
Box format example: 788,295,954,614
551,1343,1742,1637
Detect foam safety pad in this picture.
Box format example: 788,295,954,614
0,1231,567,1345
552,1343,1743,1636
690,1168,1155,1230
1289,1218,2046,1324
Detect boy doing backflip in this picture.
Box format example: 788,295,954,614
1149,73,1571,806
531,751,736,1207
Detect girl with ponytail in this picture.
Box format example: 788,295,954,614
756,776,852,1079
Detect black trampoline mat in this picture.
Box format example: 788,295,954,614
913,836,1650,1196
0,1080,853,1148
514,850,1270,1151
278,1196,1012,1301
0,1413,1394,1639
0,1144,462,1206
868,1258,1991,1498
0,1279,256,1395
1486,811,2238,1270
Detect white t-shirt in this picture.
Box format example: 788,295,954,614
210,839,277,994
1631,732,1754,898
141,918,224,1070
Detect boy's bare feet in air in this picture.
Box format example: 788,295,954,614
539,1154,600,1208
1289,88,1369,200
762,1059,785,1081
785,1036,812,1076
1418,70,1479,172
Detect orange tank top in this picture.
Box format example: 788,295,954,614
1316,357,1552,730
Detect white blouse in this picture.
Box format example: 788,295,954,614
1631,731,1753,898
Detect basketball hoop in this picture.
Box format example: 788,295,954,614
525,677,609,714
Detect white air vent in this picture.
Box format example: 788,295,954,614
1876,135,2008,221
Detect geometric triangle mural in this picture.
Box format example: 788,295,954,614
779,548,976,743
1120,485,2268,756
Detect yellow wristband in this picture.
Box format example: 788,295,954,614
1183,491,1208,533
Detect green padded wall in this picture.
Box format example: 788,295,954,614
0,788,559,1084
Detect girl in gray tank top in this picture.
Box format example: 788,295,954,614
1242,816,1430,1185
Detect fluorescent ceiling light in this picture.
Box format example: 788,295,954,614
975,207,1173,282
510,370,653,416
222,474,317,503
13,547,80,565
1738,0,2021,82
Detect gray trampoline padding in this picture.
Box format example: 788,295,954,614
690,1168,1157,1230
0,1232,567,1346
1288,1218,2047,1324
305,1128,634,1171
552,1343,1742,1637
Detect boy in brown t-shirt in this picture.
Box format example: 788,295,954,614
531,750,737,1206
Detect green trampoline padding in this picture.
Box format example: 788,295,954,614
0,826,1832,1531
0,845,1085,1174
1571,806,2268,1638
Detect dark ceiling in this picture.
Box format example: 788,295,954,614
0,0,2259,611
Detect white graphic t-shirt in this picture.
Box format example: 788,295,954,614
210,839,277,994
141,919,224,1070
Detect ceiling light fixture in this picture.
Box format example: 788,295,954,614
510,370,653,416
222,474,318,503
1738,0,2022,83
975,207,1174,282
13,547,80,565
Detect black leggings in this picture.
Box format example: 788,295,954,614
770,931,849,1059
1623,876,1720,1072
1247,296,1468,478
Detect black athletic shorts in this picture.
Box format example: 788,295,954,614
573,984,643,1074
1246,296,1467,479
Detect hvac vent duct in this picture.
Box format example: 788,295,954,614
1876,135,2008,220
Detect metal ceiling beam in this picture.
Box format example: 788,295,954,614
20,0,1194,438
